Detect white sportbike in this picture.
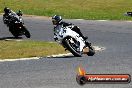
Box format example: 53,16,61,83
54,25,95,57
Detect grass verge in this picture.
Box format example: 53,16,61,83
0,0,132,20
0,40,67,59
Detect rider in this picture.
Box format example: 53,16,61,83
52,15,91,47
3,7,22,26
52,15,88,41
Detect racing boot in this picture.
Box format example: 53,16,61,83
77,30,88,40
71,26,88,40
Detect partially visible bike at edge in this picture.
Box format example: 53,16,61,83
3,12,31,38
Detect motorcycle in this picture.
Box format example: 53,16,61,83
6,13,31,38
124,12,132,16
54,25,95,57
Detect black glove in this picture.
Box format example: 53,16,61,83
54,37,58,41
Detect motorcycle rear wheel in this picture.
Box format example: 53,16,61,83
87,46,95,56
9,26,19,38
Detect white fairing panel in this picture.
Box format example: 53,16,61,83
54,25,86,52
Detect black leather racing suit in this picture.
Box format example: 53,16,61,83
3,10,19,26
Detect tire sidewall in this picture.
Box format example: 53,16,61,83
64,37,82,57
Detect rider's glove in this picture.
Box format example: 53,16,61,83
54,37,58,41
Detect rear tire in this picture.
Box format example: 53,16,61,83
64,37,82,57
87,46,95,56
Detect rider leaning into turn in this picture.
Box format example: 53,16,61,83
3,7,22,26
52,15,90,46
52,15,88,41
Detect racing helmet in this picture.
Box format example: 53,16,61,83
4,7,11,14
52,15,62,25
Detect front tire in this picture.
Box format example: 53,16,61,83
64,37,82,57
22,26,31,38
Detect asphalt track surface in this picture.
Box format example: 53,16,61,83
0,15,132,88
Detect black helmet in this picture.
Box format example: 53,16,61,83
52,15,62,25
4,7,11,14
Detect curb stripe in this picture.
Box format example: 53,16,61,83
0,46,106,62
0,57,40,62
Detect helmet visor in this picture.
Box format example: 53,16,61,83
52,19,58,25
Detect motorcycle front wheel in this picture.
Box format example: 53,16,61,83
64,37,82,57
22,26,31,38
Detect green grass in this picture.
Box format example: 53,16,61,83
0,40,67,59
0,0,132,20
